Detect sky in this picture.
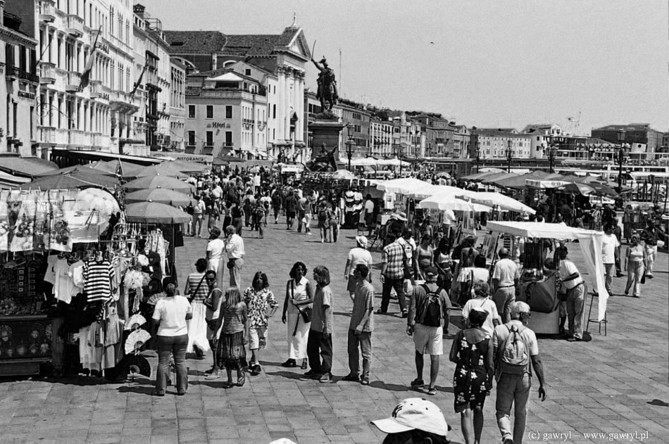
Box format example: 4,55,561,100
139,0,669,134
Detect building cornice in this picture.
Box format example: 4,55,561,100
0,26,38,47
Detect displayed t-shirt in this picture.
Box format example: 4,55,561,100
153,296,192,337
83,260,115,302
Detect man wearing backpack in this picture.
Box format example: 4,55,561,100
493,301,546,444
406,266,451,396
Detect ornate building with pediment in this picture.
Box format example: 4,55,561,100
165,22,311,161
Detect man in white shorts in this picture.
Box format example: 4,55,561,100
406,266,451,396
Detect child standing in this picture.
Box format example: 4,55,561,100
244,272,278,375
217,287,248,387
305,265,334,383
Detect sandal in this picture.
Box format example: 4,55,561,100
410,378,424,388
426,387,437,396
300,360,308,370
237,374,246,387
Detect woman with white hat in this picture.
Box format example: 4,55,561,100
344,235,373,300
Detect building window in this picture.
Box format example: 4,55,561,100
206,105,213,119
225,106,232,119
225,131,233,146
188,105,195,118
206,131,213,146
272,104,276,119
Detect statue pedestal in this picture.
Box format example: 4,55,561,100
310,114,344,161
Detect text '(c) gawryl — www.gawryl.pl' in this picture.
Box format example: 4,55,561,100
527,430,650,442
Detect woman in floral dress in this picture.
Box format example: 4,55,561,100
244,271,278,375
449,308,494,444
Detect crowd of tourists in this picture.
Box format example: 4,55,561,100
147,167,667,444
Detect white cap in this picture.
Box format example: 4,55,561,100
371,398,448,437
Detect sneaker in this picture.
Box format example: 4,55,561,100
342,373,360,382
203,366,215,375
401,310,408,319
361,378,370,386
152,390,165,397
426,387,437,396
410,378,424,388
319,373,332,383
281,359,297,367
304,369,319,377
250,364,261,376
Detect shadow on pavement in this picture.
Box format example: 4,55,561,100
333,311,352,318
117,385,154,395
264,370,310,381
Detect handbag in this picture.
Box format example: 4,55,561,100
188,274,206,303
290,280,312,336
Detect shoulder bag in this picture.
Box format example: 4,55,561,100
188,274,206,303
291,280,312,336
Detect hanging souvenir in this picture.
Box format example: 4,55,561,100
49,190,72,252
0,190,9,252
10,190,36,252
34,190,51,250
6,189,22,249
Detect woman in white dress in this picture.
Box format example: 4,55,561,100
206,227,225,289
184,258,210,358
281,261,314,369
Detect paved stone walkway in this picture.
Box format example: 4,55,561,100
0,218,667,443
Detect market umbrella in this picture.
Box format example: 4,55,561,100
461,169,504,181
481,172,518,185
124,175,195,193
19,174,103,190
558,182,596,195
589,182,618,197
488,171,547,189
36,165,117,177
136,163,190,179
74,188,121,216
376,178,432,194
332,169,356,179
465,192,536,214
125,189,196,207
418,194,492,212
92,159,146,178
124,202,192,224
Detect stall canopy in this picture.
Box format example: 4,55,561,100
125,202,191,224
418,194,492,213
466,192,536,214
19,174,113,190
526,175,571,189
481,172,519,185
36,165,116,177
461,169,504,181
91,159,145,178
485,221,608,321
376,178,432,194
136,163,190,179
0,156,58,178
488,171,558,189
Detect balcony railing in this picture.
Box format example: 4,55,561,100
65,71,81,92
39,126,57,144
66,14,84,37
6,66,40,83
39,62,56,84
39,0,56,22
69,129,91,147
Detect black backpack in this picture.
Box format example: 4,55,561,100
420,284,443,327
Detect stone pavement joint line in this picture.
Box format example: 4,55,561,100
0,218,668,443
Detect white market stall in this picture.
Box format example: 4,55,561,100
486,221,608,334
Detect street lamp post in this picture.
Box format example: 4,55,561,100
346,135,354,171
617,129,626,191
507,139,513,173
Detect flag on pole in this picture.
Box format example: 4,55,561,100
129,63,148,98
78,26,102,92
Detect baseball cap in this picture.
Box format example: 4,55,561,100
371,398,448,437
355,235,368,248
511,301,531,316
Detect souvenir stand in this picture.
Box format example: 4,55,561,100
0,188,119,376
485,221,607,334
